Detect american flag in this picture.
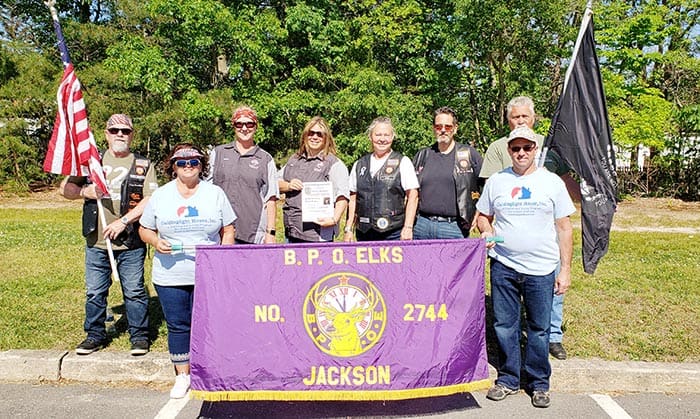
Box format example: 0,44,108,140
42,7,108,195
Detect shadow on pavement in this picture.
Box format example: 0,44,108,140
197,392,481,418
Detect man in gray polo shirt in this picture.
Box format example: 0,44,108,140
209,106,279,244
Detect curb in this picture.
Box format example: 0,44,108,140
2,350,699,394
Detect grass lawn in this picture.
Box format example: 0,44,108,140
0,193,698,362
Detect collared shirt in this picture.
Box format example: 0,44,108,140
279,153,349,242
208,143,279,243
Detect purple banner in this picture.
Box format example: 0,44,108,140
190,239,489,401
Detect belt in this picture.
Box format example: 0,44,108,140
420,213,457,223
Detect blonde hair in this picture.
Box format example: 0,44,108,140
296,116,338,157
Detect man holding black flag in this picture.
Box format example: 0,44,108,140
477,126,575,408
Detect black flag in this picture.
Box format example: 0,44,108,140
544,9,618,274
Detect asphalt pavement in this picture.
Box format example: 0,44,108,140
1,350,699,419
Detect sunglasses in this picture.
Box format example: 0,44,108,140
434,124,454,132
234,121,256,129
509,144,536,153
174,159,201,168
308,130,325,138
107,128,133,135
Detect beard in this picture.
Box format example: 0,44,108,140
436,135,452,144
111,140,129,154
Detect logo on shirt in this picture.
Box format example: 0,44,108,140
314,162,326,172
176,206,199,217
249,158,260,170
511,186,532,200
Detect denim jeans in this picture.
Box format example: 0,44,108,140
413,215,464,240
550,293,564,343
155,284,194,365
356,227,402,241
549,261,564,343
84,246,149,343
490,258,554,392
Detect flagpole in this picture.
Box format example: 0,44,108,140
45,0,121,283
539,4,594,168
536,1,618,274
562,5,593,93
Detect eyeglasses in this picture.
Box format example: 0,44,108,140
174,159,201,168
509,144,536,153
234,121,256,129
434,124,454,132
107,128,133,135
308,130,325,138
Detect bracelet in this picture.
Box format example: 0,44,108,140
344,226,353,233
403,226,413,229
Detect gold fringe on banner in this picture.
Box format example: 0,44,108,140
190,379,492,402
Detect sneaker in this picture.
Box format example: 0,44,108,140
549,342,567,360
531,390,551,408
486,384,519,401
130,340,150,356
170,373,191,399
75,338,105,355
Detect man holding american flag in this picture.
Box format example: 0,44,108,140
59,114,158,356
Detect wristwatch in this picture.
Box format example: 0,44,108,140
267,229,276,235
120,216,129,225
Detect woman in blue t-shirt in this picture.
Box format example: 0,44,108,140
139,143,236,399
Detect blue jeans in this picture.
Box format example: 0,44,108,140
413,215,465,239
490,258,554,392
550,293,564,343
84,246,149,343
155,284,194,365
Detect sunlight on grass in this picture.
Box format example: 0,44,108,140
1,200,698,362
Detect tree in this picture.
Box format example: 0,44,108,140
448,0,579,149
0,0,698,197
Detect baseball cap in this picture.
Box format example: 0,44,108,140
507,126,537,144
106,114,133,129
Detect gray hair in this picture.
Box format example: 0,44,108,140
506,96,535,119
366,116,395,139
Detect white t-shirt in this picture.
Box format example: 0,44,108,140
140,180,236,286
476,167,575,275
348,154,419,192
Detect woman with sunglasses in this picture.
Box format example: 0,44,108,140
208,105,279,244
344,117,419,242
139,143,235,399
278,116,349,242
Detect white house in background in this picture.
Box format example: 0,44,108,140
615,136,699,170
615,144,651,170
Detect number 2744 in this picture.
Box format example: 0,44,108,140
403,304,448,321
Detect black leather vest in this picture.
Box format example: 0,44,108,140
355,151,405,233
414,143,479,235
82,152,150,249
